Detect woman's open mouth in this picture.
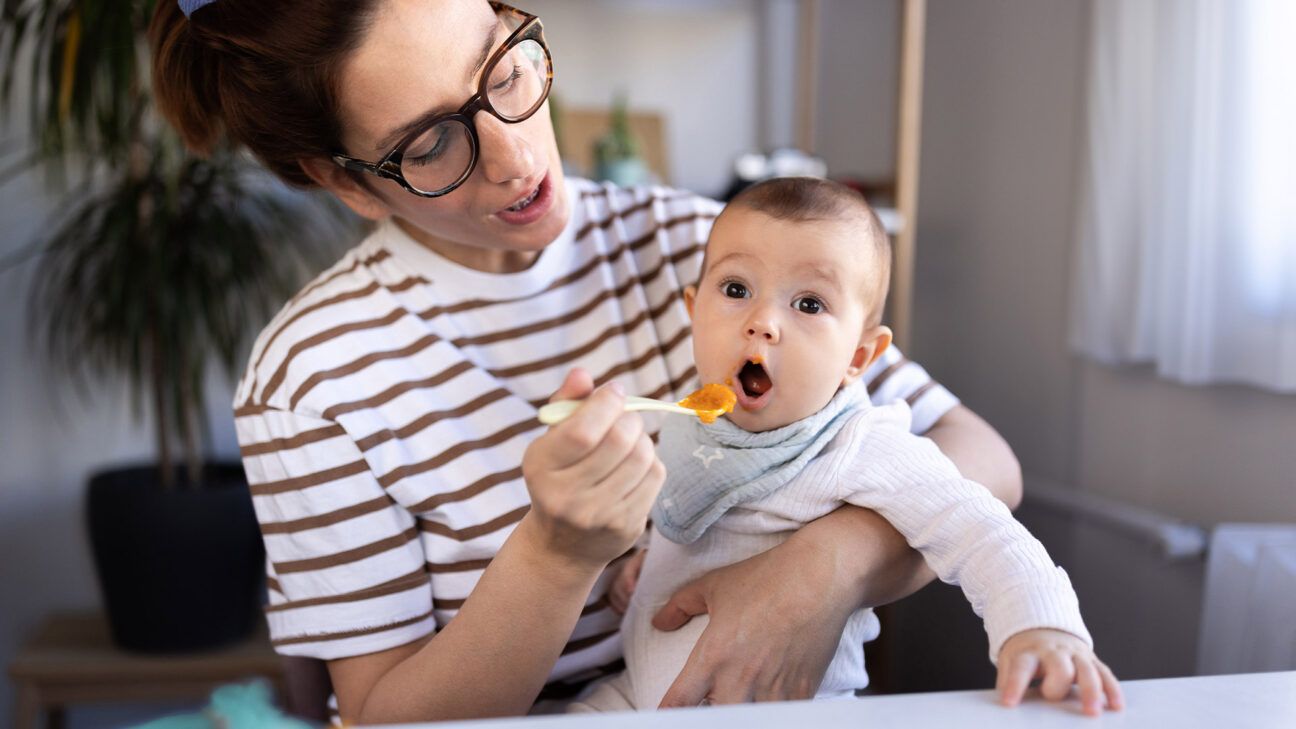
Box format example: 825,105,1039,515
735,359,773,411
495,172,554,225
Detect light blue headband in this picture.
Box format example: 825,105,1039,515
179,0,218,18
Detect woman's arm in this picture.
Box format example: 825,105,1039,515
654,402,1022,706
329,517,604,722
332,370,666,723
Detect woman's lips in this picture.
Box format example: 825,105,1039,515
494,172,553,225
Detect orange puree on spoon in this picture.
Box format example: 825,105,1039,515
678,383,737,424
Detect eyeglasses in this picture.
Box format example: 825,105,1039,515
331,2,553,198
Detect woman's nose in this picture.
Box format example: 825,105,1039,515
475,113,534,183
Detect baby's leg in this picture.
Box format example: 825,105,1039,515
567,671,636,713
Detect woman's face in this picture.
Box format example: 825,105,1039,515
335,0,568,264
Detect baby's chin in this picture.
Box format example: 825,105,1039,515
725,399,822,433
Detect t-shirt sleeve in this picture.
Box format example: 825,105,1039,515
834,410,1090,664
236,406,435,659
862,344,960,434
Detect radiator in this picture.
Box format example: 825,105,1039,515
1196,524,1296,675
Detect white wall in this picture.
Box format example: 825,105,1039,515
908,0,1296,680
526,0,761,196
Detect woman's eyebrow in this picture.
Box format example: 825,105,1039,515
372,20,500,153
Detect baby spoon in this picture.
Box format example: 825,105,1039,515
538,384,736,425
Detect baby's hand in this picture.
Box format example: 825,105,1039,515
609,548,647,615
997,628,1124,716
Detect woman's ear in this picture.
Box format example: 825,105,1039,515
299,157,392,222
843,325,893,386
683,285,698,321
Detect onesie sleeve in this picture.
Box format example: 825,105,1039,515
236,406,435,659
835,408,1091,663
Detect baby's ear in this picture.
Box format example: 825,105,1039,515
843,325,893,386
683,285,698,320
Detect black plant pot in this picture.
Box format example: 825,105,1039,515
87,463,264,653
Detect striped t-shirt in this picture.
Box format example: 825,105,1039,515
233,178,959,685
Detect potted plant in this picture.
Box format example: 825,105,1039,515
1,1,349,651
593,92,650,187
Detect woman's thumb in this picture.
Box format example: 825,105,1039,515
551,368,595,402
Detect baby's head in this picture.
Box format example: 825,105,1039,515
686,177,893,432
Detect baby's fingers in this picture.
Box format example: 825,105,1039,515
1039,652,1075,701
1097,659,1125,711
1073,656,1102,716
998,652,1039,707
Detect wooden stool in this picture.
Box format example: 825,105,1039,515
8,612,285,729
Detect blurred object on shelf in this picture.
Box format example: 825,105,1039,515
555,102,668,186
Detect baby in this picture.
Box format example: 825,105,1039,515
571,177,1121,715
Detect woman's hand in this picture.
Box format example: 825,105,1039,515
997,629,1124,716
651,535,853,706
522,368,665,570
609,548,647,615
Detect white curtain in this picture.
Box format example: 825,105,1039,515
1071,0,1296,392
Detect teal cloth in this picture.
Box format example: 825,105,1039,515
651,382,869,544
133,680,314,729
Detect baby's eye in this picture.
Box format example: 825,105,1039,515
794,296,824,314
723,282,750,299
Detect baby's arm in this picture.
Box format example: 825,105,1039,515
838,409,1121,714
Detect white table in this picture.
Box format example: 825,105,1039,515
382,671,1296,729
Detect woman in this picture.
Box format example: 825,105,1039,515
151,0,1023,723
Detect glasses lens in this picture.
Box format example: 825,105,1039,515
400,119,474,194
485,38,551,122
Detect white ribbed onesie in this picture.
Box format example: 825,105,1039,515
572,399,1090,711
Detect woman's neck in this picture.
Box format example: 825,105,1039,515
394,217,540,274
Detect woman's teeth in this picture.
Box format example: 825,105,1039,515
506,186,540,212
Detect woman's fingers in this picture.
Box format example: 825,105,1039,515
657,645,714,709
998,651,1039,707
651,577,712,632
546,384,631,469
1073,655,1102,716
1038,651,1075,701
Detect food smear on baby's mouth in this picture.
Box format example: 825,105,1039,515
678,383,737,424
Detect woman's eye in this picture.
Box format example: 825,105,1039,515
723,282,749,299
490,65,524,94
794,296,824,314
409,132,449,167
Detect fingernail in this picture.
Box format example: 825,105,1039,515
608,381,625,396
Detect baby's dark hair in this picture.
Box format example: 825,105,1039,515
713,176,892,326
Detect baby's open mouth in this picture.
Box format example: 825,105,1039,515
737,359,772,400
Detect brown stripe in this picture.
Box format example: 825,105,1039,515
239,423,347,459
867,357,911,394
288,332,441,411
417,212,711,320
432,592,609,617
427,557,493,574
249,458,371,497
259,494,394,535
489,292,683,380
265,576,283,595
254,307,408,406
409,466,524,512
274,526,420,574
524,327,694,411
355,387,511,453
535,658,627,702
450,243,701,350
562,629,618,656
320,360,475,421
905,380,939,407
418,505,529,542
377,418,540,490
574,196,660,242
235,403,274,418
271,608,433,647
288,249,392,308
252,276,428,379
263,568,429,613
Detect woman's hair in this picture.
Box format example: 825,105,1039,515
149,0,378,187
